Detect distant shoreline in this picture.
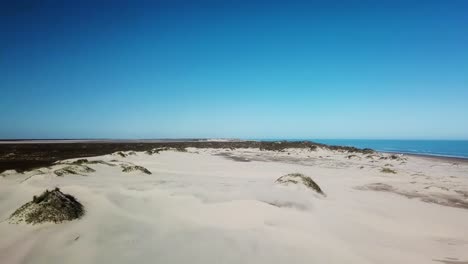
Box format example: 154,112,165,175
397,152,468,163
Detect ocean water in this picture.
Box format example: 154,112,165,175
260,139,468,159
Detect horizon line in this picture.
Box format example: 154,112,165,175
1,138,468,141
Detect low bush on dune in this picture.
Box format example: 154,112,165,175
276,173,325,195
145,147,170,155
71,159,89,165
54,165,95,176
115,151,127,158
381,168,396,174
145,147,187,155
121,164,152,175
175,147,187,152
113,151,137,157
9,188,84,224
69,159,115,166
328,145,374,154
379,154,406,161
54,167,79,176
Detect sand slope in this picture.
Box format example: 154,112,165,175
1,148,468,264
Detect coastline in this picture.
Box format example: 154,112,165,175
382,151,468,164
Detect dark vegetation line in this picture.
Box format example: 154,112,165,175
0,141,373,173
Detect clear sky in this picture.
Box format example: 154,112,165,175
1,0,467,139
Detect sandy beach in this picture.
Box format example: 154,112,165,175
0,144,467,264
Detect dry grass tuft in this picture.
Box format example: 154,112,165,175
276,173,324,195
381,168,397,174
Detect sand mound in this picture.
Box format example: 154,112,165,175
276,173,325,195
121,164,152,175
0,169,18,177
9,188,84,224
54,165,95,176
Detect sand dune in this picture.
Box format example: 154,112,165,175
1,147,468,263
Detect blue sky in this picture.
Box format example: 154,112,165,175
1,0,467,139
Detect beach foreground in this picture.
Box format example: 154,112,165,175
1,146,468,264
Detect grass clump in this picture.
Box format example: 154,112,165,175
70,159,115,167
276,173,325,195
54,165,95,176
71,159,89,165
145,147,170,155
9,188,84,224
115,151,127,158
121,164,152,175
175,147,187,152
381,168,396,174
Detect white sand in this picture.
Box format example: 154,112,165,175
1,148,468,264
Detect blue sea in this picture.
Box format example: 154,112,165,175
258,139,468,159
